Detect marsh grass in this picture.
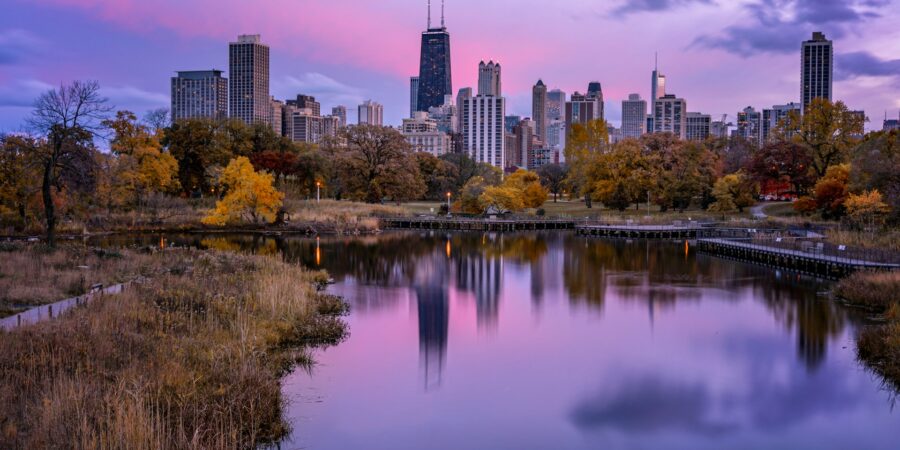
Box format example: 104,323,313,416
0,244,191,317
845,271,900,393
284,199,406,234
0,251,348,449
825,229,900,252
834,271,900,311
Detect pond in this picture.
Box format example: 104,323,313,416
94,232,898,449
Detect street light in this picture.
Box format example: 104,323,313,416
316,181,321,204
446,192,452,216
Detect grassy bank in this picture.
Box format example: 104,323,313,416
283,199,406,234
0,250,347,448
0,242,192,318
825,229,900,252
841,271,900,392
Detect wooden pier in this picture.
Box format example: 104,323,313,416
696,238,900,278
576,224,703,239
381,217,577,232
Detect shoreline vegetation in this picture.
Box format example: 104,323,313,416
834,271,900,392
0,249,348,448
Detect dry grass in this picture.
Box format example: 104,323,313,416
0,251,347,449
858,304,900,393
0,243,192,318
834,271,900,311
825,229,900,252
284,199,406,234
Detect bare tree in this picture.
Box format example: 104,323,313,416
143,107,170,134
25,80,111,246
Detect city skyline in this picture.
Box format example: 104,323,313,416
0,0,898,131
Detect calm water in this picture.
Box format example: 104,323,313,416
95,232,898,449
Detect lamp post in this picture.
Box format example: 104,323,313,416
316,181,321,204
446,192,452,216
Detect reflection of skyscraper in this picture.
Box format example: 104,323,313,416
413,248,451,390
456,249,502,329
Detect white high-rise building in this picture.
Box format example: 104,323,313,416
477,61,501,97
762,102,801,143
462,64,505,168
653,94,686,139
621,93,647,139
358,100,384,126
801,32,833,114
428,95,458,134
228,35,270,125
402,112,451,157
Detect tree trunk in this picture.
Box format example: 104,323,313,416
584,194,592,209
42,162,56,247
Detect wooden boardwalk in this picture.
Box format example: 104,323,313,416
697,238,900,278
576,224,703,239
381,217,576,231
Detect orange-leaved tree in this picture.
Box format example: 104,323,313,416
202,157,283,226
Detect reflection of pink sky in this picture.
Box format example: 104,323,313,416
281,253,890,449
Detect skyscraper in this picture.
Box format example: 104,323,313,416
417,1,452,112
269,97,283,135
410,76,420,117
456,87,472,135
737,106,763,147
331,106,347,128
653,94,686,139
358,100,384,126
565,84,604,131
762,102,801,142
532,80,548,141
478,61,502,97
287,94,320,117
229,34,270,125
462,62,505,168
170,70,228,121
651,54,666,108
801,32,833,113
547,89,566,121
621,94,647,139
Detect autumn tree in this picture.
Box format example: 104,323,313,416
103,111,180,209
25,81,110,246
645,137,718,212
780,98,865,178
337,125,425,203
457,176,492,214
414,152,459,200
709,172,757,213
748,141,815,195
504,169,548,208
536,163,568,202
796,164,851,219
849,130,899,223
440,152,501,193
721,135,756,175
0,135,41,230
845,190,890,229
564,119,609,208
479,186,525,214
586,139,651,211
202,157,283,226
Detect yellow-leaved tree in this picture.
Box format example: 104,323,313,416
503,169,548,208
845,189,890,228
202,157,284,226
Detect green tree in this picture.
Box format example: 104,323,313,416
709,172,757,213
586,139,650,211
457,176,492,214
0,135,40,230
645,137,718,212
163,118,234,194
416,152,459,200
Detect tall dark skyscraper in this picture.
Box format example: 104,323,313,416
801,31,833,113
417,0,452,112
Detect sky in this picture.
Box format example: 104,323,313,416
1,0,898,132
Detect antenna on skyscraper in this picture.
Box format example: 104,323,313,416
441,0,445,27
428,0,432,28
655,52,658,70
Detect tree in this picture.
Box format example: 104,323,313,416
202,157,284,226
503,169,547,208
564,119,609,208
721,135,756,175
748,141,815,195
781,98,864,178
416,152,459,200
479,186,524,214
845,190,890,229
536,163,568,202
457,176,492,214
25,80,110,246
103,111,180,209
709,172,756,213
586,139,650,211
143,108,170,134
163,118,234,194
0,135,41,230
645,138,718,212
337,125,425,203
849,130,900,223
440,152,501,193
812,163,850,219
